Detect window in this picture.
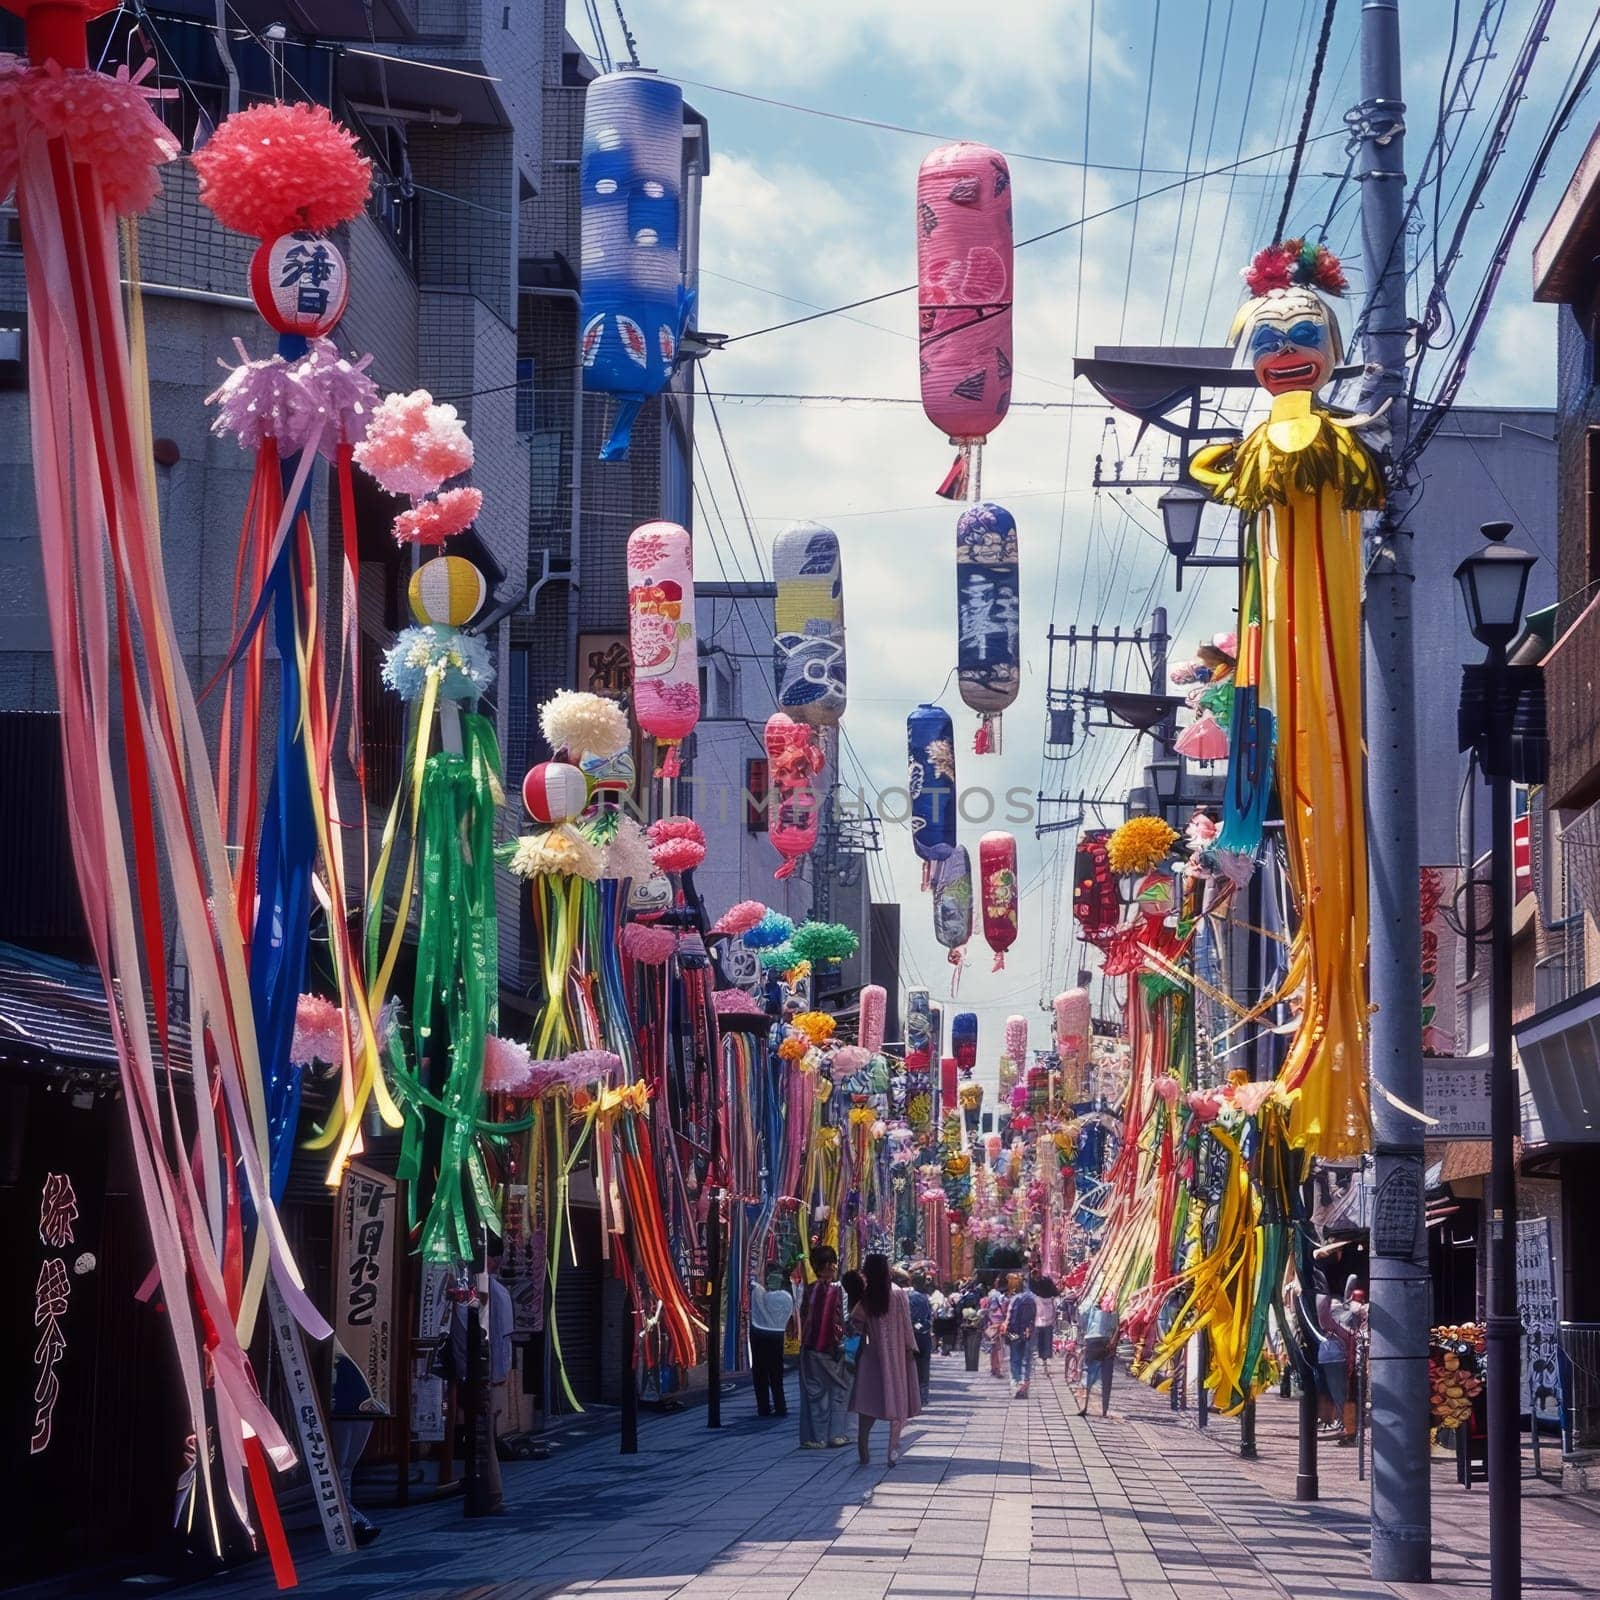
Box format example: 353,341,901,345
516,357,536,436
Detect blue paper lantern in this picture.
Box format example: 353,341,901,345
951,1011,978,1074
580,71,692,461
907,702,957,865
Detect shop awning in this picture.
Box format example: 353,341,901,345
1514,982,1600,1143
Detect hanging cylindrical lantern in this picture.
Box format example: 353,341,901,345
905,987,933,1057
860,984,887,1052
580,71,689,461
1073,827,1120,948
772,520,846,725
1059,986,1092,1102
978,830,1019,970
907,702,957,880
932,845,973,994
626,521,699,776
940,1056,959,1111
951,1012,977,1077
956,503,1020,752
763,712,825,880
1003,1014,1028,1075
917,142,1014,499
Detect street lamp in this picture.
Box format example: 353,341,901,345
1454,519,1546,1600
1159,483,1208,590
1146,755,1183,822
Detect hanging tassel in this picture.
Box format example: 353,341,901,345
992,950,1005,972
921,859,933,891
973,721,990,755
948,944,964,997
936,444,969,500
658,741,682,779
773,857,797,881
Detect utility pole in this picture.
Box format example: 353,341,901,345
1356,0,1432,1582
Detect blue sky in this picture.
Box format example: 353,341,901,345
570,0,1596,1080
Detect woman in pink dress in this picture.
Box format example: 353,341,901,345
847,1252,922,1466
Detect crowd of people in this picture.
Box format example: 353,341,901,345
752,1254,1132,1465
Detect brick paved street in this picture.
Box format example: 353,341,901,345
183,1360,1599,1600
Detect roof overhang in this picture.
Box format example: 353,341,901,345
1513,982,1600,1144
1533,128,1600,304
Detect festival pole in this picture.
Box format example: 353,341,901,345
1355,1,1432,1581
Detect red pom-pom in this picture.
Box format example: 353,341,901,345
1311,249,1348,295
393,487,483,546
192,102,371,240
1243,243,1294,296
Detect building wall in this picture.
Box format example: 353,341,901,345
1554,303,1600,628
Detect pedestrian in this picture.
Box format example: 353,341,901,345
929,1282,954,1355
1076,1294,1120,1417
1317,1276,1356,1444
330,1343,384,1547
797,1245,851,1449
1005,1273,1038,1398
749,1264,794,1420
841,1267,865,1315
958,1278,985,1370
449,1254,515,1450
985,1280,1010,1377
848,1251,922,1466
902,1269,934,1406
1032,1273,1059,1369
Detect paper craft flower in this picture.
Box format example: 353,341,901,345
712,899,767,936
483,1033,536,1094
791,1011,835,1045
393,487,482,546
778,1034,808,1063
743,910,795,949
712,988,766,1016
506,827,603,882
540,689,630,761
622,922,678,965
192,100,371,239
831,1045,870,1075
381,624,494,702
1186,1089,1221,1123
1107,815,1179,875
647,815,706,873
758,942,800,972
566,1049,622,1083
790,921,859,964
289,993,345,1068
354,389,474,496
600,817,656,882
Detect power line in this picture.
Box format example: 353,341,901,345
1271,0,1341,243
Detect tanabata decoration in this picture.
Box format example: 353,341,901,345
931,846,974,993
1055,987,1092,1102
627,521,699,776
956,503,1020,752
1190,237,1380,1161
0,24,315,1569
917,142,1014,499
905,987,934,1056
1073,828,1120,948
951,1013,978,1076
790,921,860,965
353,387,477,545
773,520,846,724
580,70,692,460
1172,633,1236,763
1107,815,1178,877
907,702,957,884
978,829,1019,969
859,984,888,1052
764,712,825,880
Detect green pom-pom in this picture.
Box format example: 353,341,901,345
790,921,860,964
758,942,800,972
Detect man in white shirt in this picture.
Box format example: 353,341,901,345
749,1265,795,1418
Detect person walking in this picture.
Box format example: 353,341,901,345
1005,1274,1038,1398
749,1265,794,1419
1032,1273,1058,1370
848,1252,922,1466
1076,1295,1120,1417
930,1282,956,1355
985,1280,1010,1378
797,1246,850,1449
903,1269,934,1406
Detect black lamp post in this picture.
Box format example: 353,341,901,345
1453,520,1545,1600
1146,755,1183,824
1159,483,1238,591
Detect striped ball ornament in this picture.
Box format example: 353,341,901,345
409,555,486,626
522,761,590,825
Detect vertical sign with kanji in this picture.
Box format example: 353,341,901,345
1517,1216,1561,1427
32,1171,78,1454
332,1163,397,1413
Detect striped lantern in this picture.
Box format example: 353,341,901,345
522,761,589,825
409,554,486,626
978,830,1019,970
907,702,957,877
956,504,1020,753
917,143,1014,499
580,72,688,461
859,984,887,1052
764,712,823,880
772,521,846,725
626,521,699,776
931,846,973,993
951,1012,977,1076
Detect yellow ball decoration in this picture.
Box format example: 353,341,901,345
409,555,487,627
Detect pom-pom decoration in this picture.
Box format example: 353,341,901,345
765,712,824,880
712,987,767,1017
623,922,678,965
354,389,475,498
743,909,795,949
627,522,699,776
393,486,482,547
859,984,887,1052
647,814,706,874
1107,815,1178,876
294,338,379,457
917,143,1013,496
580,71,691,460
956,504,1020,751
790,921,859,965
600,816,656,883
206,344,316,455
978,830,1019,970
791,1011,836,1045
566,1049,623,1084
832,1044,870,1076
505,827,603,882
522,761,589,825
758,941,801,973
483,1034,537,1095
712,899,767,937
540,689,630,761
907,703,957,869
290,992,346,1068
772,521,846,725
1242,237,1348,299
381,624,494,702
192,100,371,240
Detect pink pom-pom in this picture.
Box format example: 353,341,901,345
483,1033,536,1094
1230,1079,1275,1116
393,487,483,546
207,342,315,454
1004,1014,1028,1062
192,100,371,239
648,815,707,874
712,899,767,936
832,1045,870,1075
623,922,678,965
290,993,346,1067
353,389,474,497
565,1049,622,1083
858,984,887,1052
1152,1074,1182,1105
1186,1089,1221,1123
713,987,767,1017
296,338,378,455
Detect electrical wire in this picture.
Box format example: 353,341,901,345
1271,0,1341,244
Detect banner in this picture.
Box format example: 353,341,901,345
1517,1216,1561,1426
412,1263,454,1443
332,1163,397,1414
1419,866,1460,1056
1422,1060,1492,1139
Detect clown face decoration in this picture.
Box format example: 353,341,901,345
1230,239,1348,398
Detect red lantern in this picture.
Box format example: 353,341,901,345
978,830,1018,970
249,232,350,337
522,761,589,824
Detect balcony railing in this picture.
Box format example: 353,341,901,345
1544,591,1600,810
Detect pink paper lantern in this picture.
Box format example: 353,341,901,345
860,984,887,1052
978,830,1019,970
917,143,1014,495
764,713,823,880
627,521,699,776
1004,1013,1028,1065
